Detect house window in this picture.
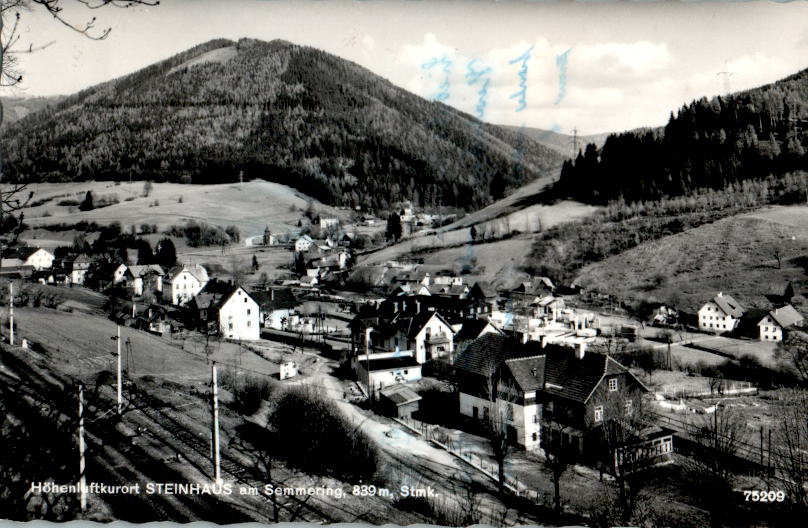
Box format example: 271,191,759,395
507,404,514,421
247,309,251,315
247,321,251,327
532,432,538,441
594,406,603,424
608,378,618,391
404,369,409,374
244,297,248,303
547,401,554,414
228,322,233,330
624,400,633,416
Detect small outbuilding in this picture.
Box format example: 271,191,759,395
379,384,422,419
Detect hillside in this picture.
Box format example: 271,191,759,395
19,179,348,244
500,125,610,157
557,67,808,204
575,205,808,314
1,38,562,212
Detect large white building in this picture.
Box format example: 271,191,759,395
1,247,54,271
698,292,744,334
212,286,260,341
164,264,209,305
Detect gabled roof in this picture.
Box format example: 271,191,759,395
503,356,546,392
453,334,544,378
380,384,422,405
384,311,453,340
470,281,496,299
708,292,744,318
761,304,804,328
213,286,256,310
168,264,209,283
128,264,165,278
296,235,314,243
9,247,48,260
454,318,501,342
542,348,645,404
73,254,93,264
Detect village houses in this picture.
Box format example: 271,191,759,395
113,263,165,296
757,304,804,341
70,254,92,285
698,292,744,333
1,247,54,271
208,286,261,341
164,263,209,306
453,333,673,467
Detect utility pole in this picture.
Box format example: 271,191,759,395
8,282,13,346
78,383,87,512
365,327,372,403
211,362,222,484
113,325,122,415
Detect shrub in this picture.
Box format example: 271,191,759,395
269,386,379,482
57,199,80,207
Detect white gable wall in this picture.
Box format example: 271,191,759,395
219,288,260,340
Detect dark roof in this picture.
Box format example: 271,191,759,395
8,247,42,260
504,356,546,392
251,288,298,311
455,319,499,342
456,334,645,403
470,281,496,299
542,348,639,403
359,356,421,372
453,334,545,377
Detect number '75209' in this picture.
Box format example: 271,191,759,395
743,490,785,502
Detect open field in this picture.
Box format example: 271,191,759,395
18,179,351,241
359,201,597,276
576,205,808,314
11,307,287,383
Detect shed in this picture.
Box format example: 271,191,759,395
379,384,422,419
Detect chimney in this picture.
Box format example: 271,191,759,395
521,332,528,344
415,300,421,313
575,341,586,359
540,334,547,348
718,291,723,297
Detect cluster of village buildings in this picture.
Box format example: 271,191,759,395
4,237,801,472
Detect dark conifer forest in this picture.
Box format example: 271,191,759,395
557,68,808,204
1,38,562,212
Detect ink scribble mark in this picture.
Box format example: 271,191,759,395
554,48,572,105
508,45,533,112
422,55,453,102
465,59,492,119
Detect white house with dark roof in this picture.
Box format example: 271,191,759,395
210,286,260,341
453,334,669,463
757,305,804,341
698,292,744,333
1,247,54,271
164,264,209,305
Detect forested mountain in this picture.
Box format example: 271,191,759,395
1,38,562,212
557,68,808,204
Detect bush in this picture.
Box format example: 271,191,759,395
269,386,379,482
57,199,80,207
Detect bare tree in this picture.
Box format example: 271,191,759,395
683,403,745,528
228,255,248,286
594,383,651,525
775,330,808,386
772,390,808,510
0,0,159,269
541,420,576,514
482,361,513,495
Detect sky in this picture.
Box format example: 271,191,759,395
5,0,808,135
